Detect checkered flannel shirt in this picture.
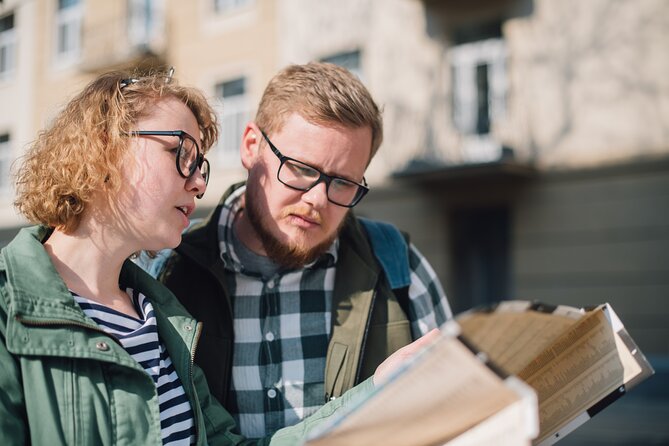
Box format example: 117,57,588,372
218,186,452,438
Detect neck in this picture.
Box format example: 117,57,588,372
233,196,267,256
44,222,137,308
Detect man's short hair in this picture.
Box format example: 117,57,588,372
14,69,218,233
255,62,383,162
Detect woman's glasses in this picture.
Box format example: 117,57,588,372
127,130,210,198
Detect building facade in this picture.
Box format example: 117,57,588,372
0,0,278,231
1,0,668,359
1,0,668,442
276,0,669,358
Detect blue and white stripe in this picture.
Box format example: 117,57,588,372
74,288,195,445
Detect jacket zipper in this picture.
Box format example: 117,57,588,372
180,248,235,403
189,321,204,444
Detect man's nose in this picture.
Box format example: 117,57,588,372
301,180,329,208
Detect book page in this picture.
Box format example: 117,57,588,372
445,394,535,446
603,304,645,386
306,329,535,446
458,305,581,374
307,301,651,446
458,302,653,445
517,308,625,444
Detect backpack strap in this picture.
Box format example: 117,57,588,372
135,248,173,279
358,217,411,289
134,218,203,279
358,217,412,318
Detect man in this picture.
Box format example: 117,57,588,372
159,62,452,438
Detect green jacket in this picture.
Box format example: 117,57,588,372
160,183,412,406
0,226,373,445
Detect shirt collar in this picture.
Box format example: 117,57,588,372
217,184,339,273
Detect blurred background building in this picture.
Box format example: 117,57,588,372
1,0,667,443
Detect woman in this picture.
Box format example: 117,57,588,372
0,69,434,445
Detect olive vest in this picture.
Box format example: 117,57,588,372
160,183,412,406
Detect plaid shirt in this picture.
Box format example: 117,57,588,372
218,186,452,438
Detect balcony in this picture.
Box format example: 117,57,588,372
80,2,166,72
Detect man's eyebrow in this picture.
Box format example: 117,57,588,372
295,155,360,182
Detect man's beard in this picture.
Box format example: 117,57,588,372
244,172,345,270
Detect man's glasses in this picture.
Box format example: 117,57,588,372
127,130,210,198
260,130,369,208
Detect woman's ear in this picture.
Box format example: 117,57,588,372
240,123,261,170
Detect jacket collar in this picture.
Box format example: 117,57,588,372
2,226,90,324
2,226,198,369
2,226,174,321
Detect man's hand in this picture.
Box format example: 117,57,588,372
373,328,441,386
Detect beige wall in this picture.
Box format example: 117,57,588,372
278,0,448,183
0,0,278,227
277,0,669,178
0,0,100,227
168,0,280,205
0,1,35,226
1,0,91,227
505,0,669,168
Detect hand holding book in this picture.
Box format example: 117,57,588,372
373,328,441,386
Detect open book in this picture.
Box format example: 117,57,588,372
305,301,654,446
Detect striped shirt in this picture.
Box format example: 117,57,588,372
219,185,452,438
73,289,195,446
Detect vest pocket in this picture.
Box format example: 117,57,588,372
359,320,412,381
325,342,348,400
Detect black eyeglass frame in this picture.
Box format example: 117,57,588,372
260,130,369,208
127,130,210,197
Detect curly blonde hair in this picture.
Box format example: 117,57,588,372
255,62,383,162
14,69,218,233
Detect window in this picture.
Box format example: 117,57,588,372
0,13,16,80
450,21,507,162
215,77,250,167
127,0,163,47
55,0,82,66
213,0,254,14
0,133,11,195
321,50,362,80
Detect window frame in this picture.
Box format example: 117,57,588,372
127,0,164,47
214,76,250,167
320,49,363,80
0,13,16,81
212,0,254,15
54,0,83,68
0,133,12,195
450,37,507,162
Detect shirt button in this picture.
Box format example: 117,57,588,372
267,389,277,398
184,324,193,331
267,281,275,289
96,341,110,351
265,332,275,342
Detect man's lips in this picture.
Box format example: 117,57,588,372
290,213,321,227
